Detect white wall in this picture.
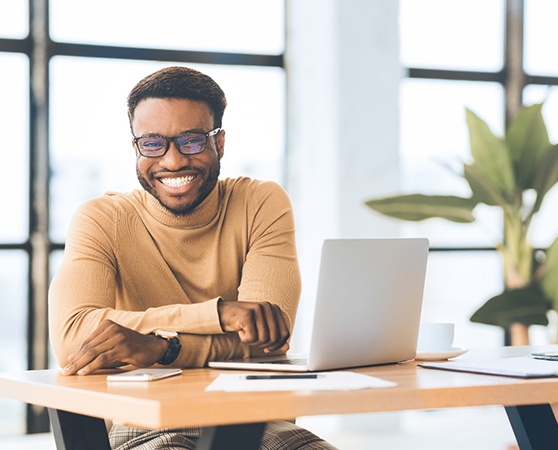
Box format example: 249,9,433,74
286,0,402,351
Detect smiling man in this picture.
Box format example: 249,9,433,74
49,66,337,450
133,98,222,215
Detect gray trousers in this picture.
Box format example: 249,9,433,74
109,421,339,450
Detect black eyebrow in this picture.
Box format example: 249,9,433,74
139,133,164,138
177,129,206,135
138,129,206,139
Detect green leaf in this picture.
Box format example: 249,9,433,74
463,163,514,207
470,284,551,328
531,144,558,214
541,237,558,310
506,102,550,190
364,194,475,223
466,109,515,195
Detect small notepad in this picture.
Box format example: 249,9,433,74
421,356,558,378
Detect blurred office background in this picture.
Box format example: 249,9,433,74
1,0,557,447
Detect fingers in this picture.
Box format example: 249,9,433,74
62,320,120,375
218,300,290,352
261,303,290,353
61,320,164,376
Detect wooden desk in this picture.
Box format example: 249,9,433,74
1,346,558,450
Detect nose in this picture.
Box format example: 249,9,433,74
159,141,190,170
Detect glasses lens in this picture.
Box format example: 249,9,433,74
176,133,206,154
138,137,167,156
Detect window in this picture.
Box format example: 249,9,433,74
399,0,558,347
0,0,285,435
49,58,285,241
524,0,558,76
0,1,28,39
49,0,284,54
0,53,28,243
0,252,28,434
0,52,28,436
400,0,504,71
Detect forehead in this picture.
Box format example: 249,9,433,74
132,98,214,135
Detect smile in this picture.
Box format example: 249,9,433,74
159,175,197,188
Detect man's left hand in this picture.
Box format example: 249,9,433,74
217,300,290,353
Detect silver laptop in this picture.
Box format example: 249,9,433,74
209,238,429,372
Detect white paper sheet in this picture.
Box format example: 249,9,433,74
205,371,397,392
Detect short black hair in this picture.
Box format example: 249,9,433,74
127,66,227,128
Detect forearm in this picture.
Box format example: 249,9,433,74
49,263,224,367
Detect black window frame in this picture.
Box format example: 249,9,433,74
3,0,558,436
404,0,558,345
0,0,285,433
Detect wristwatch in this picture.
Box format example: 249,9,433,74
153,329,182,365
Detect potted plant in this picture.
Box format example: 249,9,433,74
365,102,558,345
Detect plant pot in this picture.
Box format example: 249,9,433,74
509,323,530,346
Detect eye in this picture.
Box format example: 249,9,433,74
139,137,166,150
177,133,205,147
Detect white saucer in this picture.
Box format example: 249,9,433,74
415,347,468,361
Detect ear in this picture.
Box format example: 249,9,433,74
216,129,225,159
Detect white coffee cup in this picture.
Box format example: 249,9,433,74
416,322,455,353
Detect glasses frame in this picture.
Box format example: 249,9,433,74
132,127,221,158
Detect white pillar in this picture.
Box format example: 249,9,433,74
286,0,402,350
286,0,403,435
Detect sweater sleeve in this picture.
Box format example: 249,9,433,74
48,198,225,368
199,181,302,362
236,181,302,354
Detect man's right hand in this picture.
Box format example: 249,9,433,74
217,300,290,353
61,320,168,376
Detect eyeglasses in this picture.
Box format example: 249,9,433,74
133,128,221,158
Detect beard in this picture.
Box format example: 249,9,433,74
137,157,221,216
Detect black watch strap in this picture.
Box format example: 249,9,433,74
158,337,182,365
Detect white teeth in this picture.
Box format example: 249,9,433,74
160,175,196,188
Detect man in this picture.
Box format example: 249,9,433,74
49,66,337,450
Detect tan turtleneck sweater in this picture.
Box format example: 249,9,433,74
48,177,301,368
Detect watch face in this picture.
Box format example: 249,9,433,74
154,329,178,339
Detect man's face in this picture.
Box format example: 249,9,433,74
132,98,225,215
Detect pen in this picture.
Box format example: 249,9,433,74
245,374,319,380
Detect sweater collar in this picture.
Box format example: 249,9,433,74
144,183,220,228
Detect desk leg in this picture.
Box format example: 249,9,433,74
197,422,266,450
48,408,111,450
505,404,558,450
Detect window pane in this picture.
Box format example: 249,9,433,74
50,0,284,55
400,79,505,247
0,251,28,435
400,0,504,71
49,250,64,369
50,57,285,242
0,1,28,38
0,53,29,243
524,0,558,76
423,251,507,349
